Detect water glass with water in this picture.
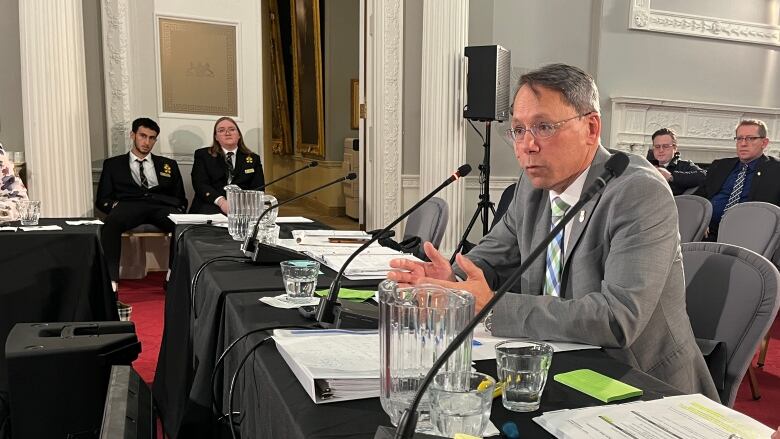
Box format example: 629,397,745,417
495,341,554,412
378,280,475,433
429,371,495,437
17,200,41,226
279,260,320,303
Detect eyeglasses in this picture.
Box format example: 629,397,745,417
734,136,764,143
505,112,593,143
652,143,675,150
217,127,238,135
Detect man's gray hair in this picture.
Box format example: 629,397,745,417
514,63,600,115
736,119,768,138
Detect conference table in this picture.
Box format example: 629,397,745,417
153,223,380,439
155,223,684,439
0,219,116,425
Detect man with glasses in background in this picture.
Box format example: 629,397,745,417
647,128,706,195
390,63,718,399
695,119,779,239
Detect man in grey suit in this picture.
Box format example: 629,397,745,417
389,63,718,400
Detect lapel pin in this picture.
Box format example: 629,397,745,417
579,210,585,223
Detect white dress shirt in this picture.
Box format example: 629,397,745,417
129,152,159,189
548,166,590,258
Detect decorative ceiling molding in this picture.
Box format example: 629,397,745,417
629,0,780,47
610,96,780,164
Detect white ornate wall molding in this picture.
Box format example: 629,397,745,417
102,0,133,157
364,0,403,231
629,0,780,47
418,0,469,253
19,0,94,217
610,96,780,164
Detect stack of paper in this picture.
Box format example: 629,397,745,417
534,393,773,439
273,329,380,404
470,326,600,361
168,213,228,225
292,229,372,245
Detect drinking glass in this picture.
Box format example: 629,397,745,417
429,371,495,437
379,280,475,433
17,200,41,226
495,341,554,412
257,224,280,245
279,260,320,303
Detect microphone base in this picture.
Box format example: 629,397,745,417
334,300,378,329
243,241,309,265
373,426,445,439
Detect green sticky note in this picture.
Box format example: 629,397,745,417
554,369,643,403
315,288,375,301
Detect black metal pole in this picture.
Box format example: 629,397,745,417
481,121,492,235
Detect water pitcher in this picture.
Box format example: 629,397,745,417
378,280,474,432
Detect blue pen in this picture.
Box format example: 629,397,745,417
472,339,482,346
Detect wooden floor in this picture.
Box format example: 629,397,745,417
277,198,360,231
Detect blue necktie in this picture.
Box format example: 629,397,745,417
544,197,569,296
725,163,748,212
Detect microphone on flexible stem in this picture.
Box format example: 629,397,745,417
311,164,473,328
391,152,630,439
257,161,318,191
241,172,357,264
258,161,320,191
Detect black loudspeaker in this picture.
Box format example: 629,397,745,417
99,366,155,439
5,322,140,439
463,45,511,122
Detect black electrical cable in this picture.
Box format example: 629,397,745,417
190,256,250,317
211,323,315,416
227,335,273,439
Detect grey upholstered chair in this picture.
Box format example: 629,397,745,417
718,201,780,261
403,197,449,249
682,242,780,407
717,201,780,398
674,195,711,242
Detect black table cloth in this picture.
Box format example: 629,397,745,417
0,218,116,437
221,291,683,439
153,223,380,439
0,218,116,391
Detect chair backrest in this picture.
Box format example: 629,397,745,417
491,183,517,228
682,242,780,407
403,197,449,248
674,195,712,242
718,201,780,259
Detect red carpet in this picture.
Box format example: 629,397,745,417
120,273,780,430
118,272,166,385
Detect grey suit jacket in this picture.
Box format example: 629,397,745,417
461,147,718,400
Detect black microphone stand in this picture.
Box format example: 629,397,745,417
258,161,318,191
312,165,472,327
242,173,356,263
392,153,629,439
451,120,495,263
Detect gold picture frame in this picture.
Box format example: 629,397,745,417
269,0,293,155
350,78,359,130
290,0,325,158
158,17,238,116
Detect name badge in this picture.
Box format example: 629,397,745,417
244,168,255,174
159,172,171,178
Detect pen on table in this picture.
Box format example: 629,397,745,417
472,339,482,346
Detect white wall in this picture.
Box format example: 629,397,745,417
122,0,264,161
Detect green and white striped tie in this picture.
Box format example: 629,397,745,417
544,197,569,296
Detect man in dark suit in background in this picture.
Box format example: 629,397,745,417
695,119,780,239
647,128,706,195
189,116,265,214
96,117,187,290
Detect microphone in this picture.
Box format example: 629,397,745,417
257,161,318,191
241,172,357,263
312,164,472,327
392,152,629,439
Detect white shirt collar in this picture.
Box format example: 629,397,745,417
221,147,238,156
129,151,150,162
548,166,591,208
